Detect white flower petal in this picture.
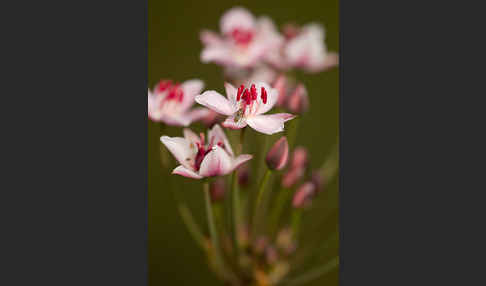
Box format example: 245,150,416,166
230,154,253,172
199,146,233,177
180,79,204,111
160,136,194,168
185,107,210,123
208,124,234,157
200,29,224,46
246,114,291,135
254,82,279,115
224,82,238,106
201,45,232,65
172,165,203,179
195,91,237,116
183,128,201,146
220,7,255,35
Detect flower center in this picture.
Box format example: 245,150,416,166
231,28,254,46
193,133,225,172
156,80,184,103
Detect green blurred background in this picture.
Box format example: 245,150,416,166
148,0,339,285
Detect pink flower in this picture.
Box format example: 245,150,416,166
284,23,339,73
282,147,309,188
200,7,284,69
148,79,210,126
292,182,317,208
195,82,295,135
266,137,289,171
160,124,253,179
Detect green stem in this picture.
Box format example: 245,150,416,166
269,187,292,237
203,182,227,278
159,123,170,168
291,209,302,240
178,205,207,251
286,117,300,149
251,168,272,241
283,256,339,286
231,128,246,262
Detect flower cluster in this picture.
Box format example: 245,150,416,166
149,6,339,286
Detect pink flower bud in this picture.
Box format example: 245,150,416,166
237,163,250,187
292,182,316,208
210,178,226,202
291,146,309,169
282,168,304,188
273,75,288,107
266,137,289,171
286,84,309,114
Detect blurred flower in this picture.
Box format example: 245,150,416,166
237,163,250,187
148,79,210,126
282,147,309,188
210,178,226,202
292,182,316,208
311,170,325,193
160,124,252,179
200,7,284,69
272,74,289,107
195,82,295,135
200,109,222,128
266,137,289,171
254,236,268,255
286,83,309,114
276,228,297,255
284,23,339,73
265,245,279,265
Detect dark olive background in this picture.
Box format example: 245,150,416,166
148,0,339,285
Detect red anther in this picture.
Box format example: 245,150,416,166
237,85,244,101
250,84,257,101
176,88,184,102
231,28,254,45
242,88,250,104
157,80,173,92
217,141,224,148
261,87,268,104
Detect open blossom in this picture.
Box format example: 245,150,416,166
148,79,210,126
195,82,295,135
160,124,252,179
284,23,339,73
200,7,283,69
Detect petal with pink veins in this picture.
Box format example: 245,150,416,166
195,91,237,116
224,82,238,106
222,116,247,130
160,136,194,168
172,165,203,179
208,124,234,157
180,79,204,111
199,146,233,177
230,154,253,172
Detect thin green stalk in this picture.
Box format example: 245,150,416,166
251,168,272,241
291,209,303,240
204,182,232,280
283,256,339,286
159,123,170,168
231,128,246,261
178,205,207,250
269,187,292,237
286,117,300,149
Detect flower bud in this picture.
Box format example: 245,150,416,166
237,163,250,187
209,178,226,202
266,137,289,171
286,84,309,114
273,75,288,107
290,146,309,169
292,182,316,209
282,168,304,188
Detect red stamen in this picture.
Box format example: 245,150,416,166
157,80,173,93
237,85,244,101
199,133,205,145
231,28,254,45
242,89,251,104
261,87,267,104
217,141,224,148
250,84,257,101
